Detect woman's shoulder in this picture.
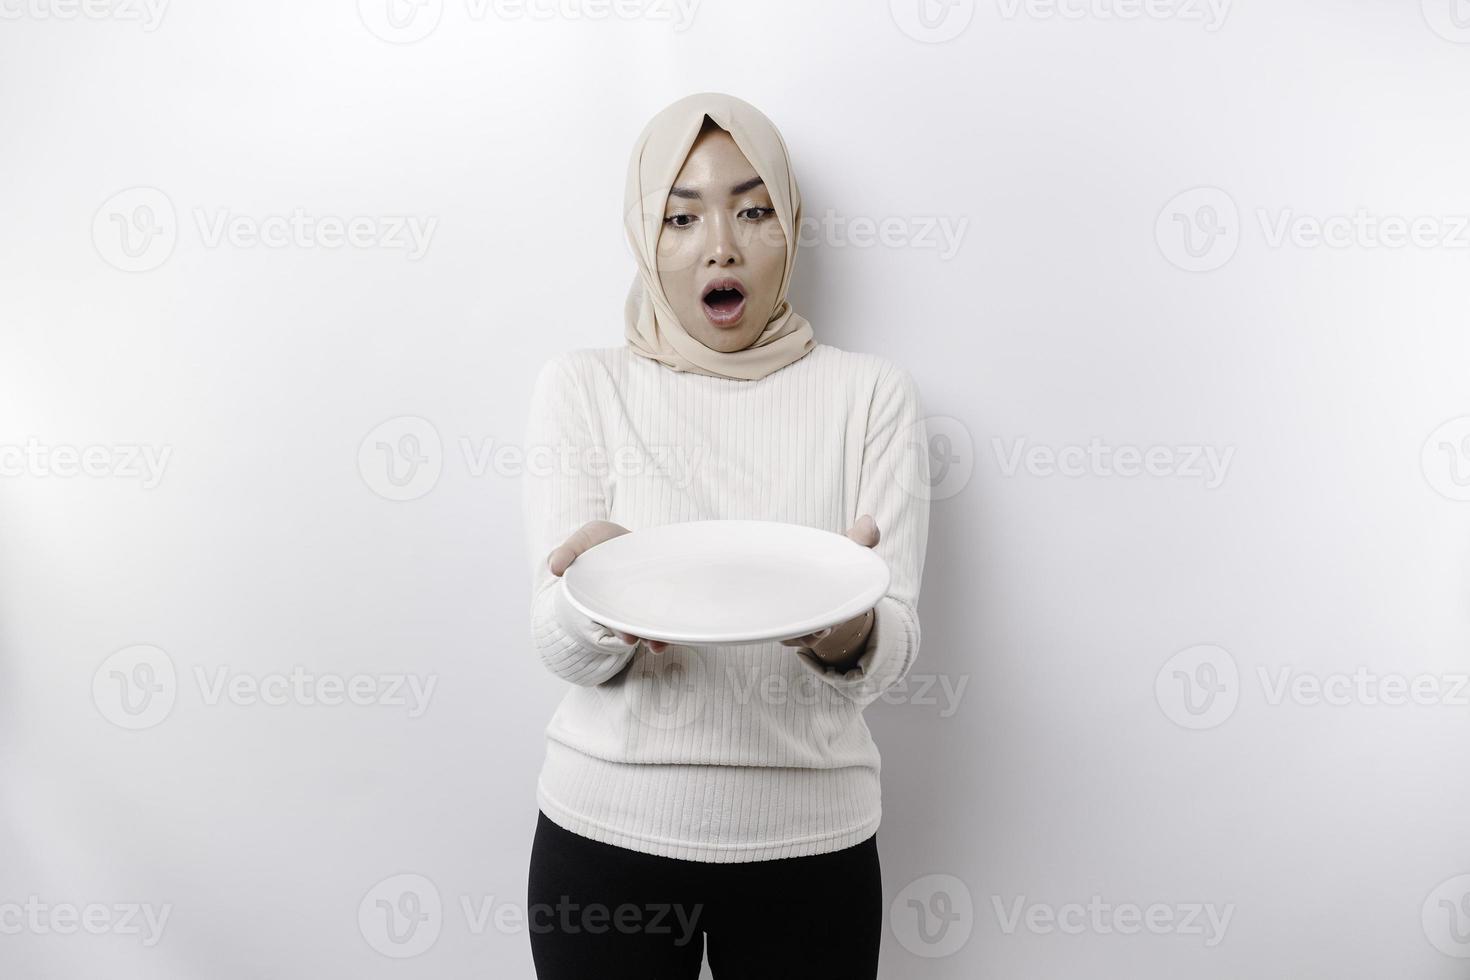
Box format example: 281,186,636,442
805,343,920,394
530,347,629,388
537,346,623,370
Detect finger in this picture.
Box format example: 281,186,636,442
646,639,668,654
613,630,638,645
844,513,881,549
548,520,630,576
547,545,575,577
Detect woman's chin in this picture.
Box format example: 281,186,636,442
689,320,759,352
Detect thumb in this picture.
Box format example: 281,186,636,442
845,513,880,549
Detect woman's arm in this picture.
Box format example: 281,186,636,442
521,355,641,686
791,364,932,706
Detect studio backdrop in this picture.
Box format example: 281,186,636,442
2,2,1468,977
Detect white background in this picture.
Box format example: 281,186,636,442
3,1,1470,977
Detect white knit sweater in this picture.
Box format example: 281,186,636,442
522,343,930,862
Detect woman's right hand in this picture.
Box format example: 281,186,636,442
547,520,671,654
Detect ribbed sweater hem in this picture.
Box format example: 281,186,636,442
537,740,882,863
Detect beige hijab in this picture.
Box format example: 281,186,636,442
623,92,815,381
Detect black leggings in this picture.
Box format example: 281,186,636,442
527,812,882,979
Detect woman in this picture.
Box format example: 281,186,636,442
521,92,930,979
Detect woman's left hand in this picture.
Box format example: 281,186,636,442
779,515,880,666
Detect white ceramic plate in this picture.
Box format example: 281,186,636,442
559,519,890,646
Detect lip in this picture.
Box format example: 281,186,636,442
700,276,747,328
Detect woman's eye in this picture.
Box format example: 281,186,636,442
740,207,775,222
663,213,696,228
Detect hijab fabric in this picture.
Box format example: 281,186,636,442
623,92,815,382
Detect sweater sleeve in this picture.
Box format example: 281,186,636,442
522,355,639,686
794,364,931,706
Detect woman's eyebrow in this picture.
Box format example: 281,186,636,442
668,176,766,200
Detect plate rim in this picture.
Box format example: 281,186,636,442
557,519,891,646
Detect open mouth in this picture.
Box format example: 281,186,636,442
700,277,747,327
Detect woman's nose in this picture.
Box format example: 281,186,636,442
704,211,741,266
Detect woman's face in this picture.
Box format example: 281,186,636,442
655,126,788,353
